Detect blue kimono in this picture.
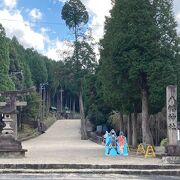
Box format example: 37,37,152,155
105,135,119,156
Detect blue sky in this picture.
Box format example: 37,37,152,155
16,0,70,40
0,0,180,61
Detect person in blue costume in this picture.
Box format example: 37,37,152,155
123,136,128,156
117,131,128,156
105,129,119,156
103,131,109,144
104,132,110,155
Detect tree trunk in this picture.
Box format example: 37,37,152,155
72,97,76,119
73,98,76,113
47,91,50,113
60,88,63,113
45,90,49,116
43,88,46,118
132,112,137,148
127,113,132,145
119,112,124,132
57,92,59,112
70,96,72,111
142,88,153,145
48,92,50,109
79,90,88,140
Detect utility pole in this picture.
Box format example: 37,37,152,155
39,82,48,122
60,87,64,114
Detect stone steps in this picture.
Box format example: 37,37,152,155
0,168,179,176
0,164,180,176
0,164,180,169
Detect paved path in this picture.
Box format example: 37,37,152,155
0,119,164,165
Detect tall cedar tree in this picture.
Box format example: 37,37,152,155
150,0,179,113
99,0,178,144
62,0,92,140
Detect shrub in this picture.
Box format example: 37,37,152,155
160,138,168,147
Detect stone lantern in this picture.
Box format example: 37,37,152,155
2,114,14,135
0,113,27,157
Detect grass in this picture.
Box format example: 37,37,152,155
17,124,40,141
17,114,57,141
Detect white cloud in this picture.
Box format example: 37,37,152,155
29,8,42,20
83,0,112,41
0,9,45,51
176,12,180,33
50,0,66,5
3,0,17,9
46,39,74,61
55,0,66,3
40,27,50,34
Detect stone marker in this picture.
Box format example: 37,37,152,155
166,85,178,146
163,85,180,164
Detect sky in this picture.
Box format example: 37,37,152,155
0,0,180,61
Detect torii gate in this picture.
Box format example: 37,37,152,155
0,87,35,157
0,87,35,139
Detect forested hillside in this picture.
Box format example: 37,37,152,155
0,23,79,130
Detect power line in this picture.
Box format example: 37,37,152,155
0,18,104,27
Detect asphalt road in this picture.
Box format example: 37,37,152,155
0,174,179,180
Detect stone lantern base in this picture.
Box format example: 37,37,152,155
162,145,180,164
166,145,180,156
0,134,27,158
162,156,180,164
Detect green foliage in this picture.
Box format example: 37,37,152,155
83,74,111,126
44,57,62,104
25,48,48,87
148,0,179,113
0,24,53,124
0,24,15,91
10,37,33,88
86,105,105,126
65,40,97,91
61,0,89,30
8,39,24,89
108,111,122,130
97,0,179,144
160,138,168,147
21,91,40,121
99,0,179,114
